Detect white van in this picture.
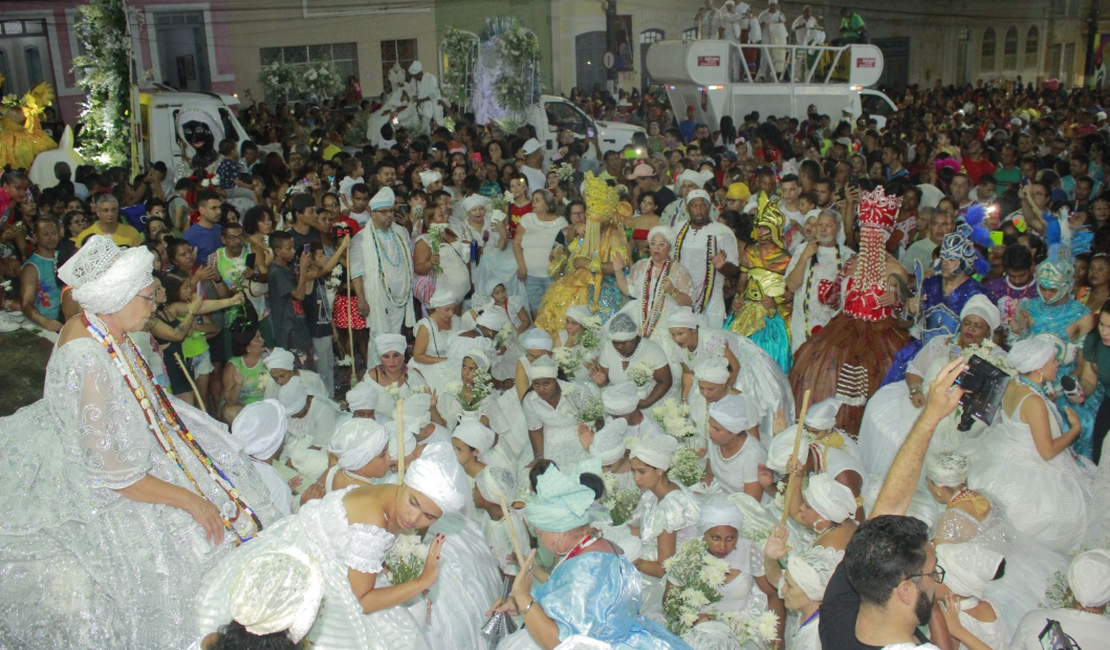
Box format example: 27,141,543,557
647,40,897,131
529,94,646,165
137,88,250,172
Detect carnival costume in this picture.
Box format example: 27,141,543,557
0,76,57,171
535,173,631,337
0,237,277,650
788,187,910,436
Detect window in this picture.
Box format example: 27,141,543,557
381,39,417,93
641,29,664,46
1025,26,1039,69
1053,0,1078,16
544,99,590,135
23,46,42,87
1003,27,1018,70
981,28,996,74
682,28,698,42
259,42,358,101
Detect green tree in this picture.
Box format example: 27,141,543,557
74,0,132,167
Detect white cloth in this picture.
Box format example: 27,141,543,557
1068,549,1110,607
523,380,599,470
416,232,471,301
785,244,853,352
350,223,416,334
254,459,295,517
597,337,670,402
673,222,739,328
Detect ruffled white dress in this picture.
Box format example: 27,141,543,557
194,486,431,650
411,316,461,395
631,486,703,620
597,338,672,403
523,381,599,471
425,514,503,650
0,337,279,650
472,219,528,306
362,364,429,425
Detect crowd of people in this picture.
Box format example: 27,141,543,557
3,49,1110,650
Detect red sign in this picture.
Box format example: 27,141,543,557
697,56,721,67
856,57,876,68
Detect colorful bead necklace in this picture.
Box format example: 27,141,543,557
674,222,717,313
640,260,671,338
371,225,412,308
802,245,842,335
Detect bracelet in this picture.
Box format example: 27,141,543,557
908,384,922,395
520,598,536,616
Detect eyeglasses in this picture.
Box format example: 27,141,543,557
136,292,158,305
909,564,945,584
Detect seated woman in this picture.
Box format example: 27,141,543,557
488,463,688,650
694,498,782,616
934,543,1007,650
780,546,841,650
515,329,556,400
450,420,496,519
411,287,460,395
582,418,637,494
465,278,531,335
588,313,673,410
231,399,298,517
263,347,329,401
433,349,508,437
523,357,599,471
702,395,768,500
363,334,429,424
553,305,603,384
221,325,270,423
195,442,467,650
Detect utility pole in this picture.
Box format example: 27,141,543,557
605,0,618,92
1085,1,1099,86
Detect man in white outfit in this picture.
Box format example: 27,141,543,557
407,60,444,133
695,0,722,39
758,0,788,80
784,210,852,353
673,190,739,328
719,1,750,81
351,186,415,336
791,5,819,80
519,138,547,194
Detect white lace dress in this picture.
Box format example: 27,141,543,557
630,486,703,621
195,486,430,650
424,514,503,650
0,337,279,650
523,381,599,471
952,602,1007,650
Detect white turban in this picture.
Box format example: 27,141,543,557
685,189,711,205
520,328,553,351
1007,337,1057,374
628,434,678,470
404,440,469,514
694,357,731,384
408,60,423,74
462,194,488,214
527,356,560,381
477,308,510,331
384,421,419,460
935,542,1003,599
590,419,628,465
803,473,857,524
369,186,395,211
476,466,517,504
667,306,698,330
452,420,496,455
959,294,1001,333
278,375,308,414
346,382,378,412
603,382,640,416
232,399,288,460
709,395,755,434
264,348,295,371
403,392,432,429
419,170,442,188
427,286,457,309
676,169,711,189
647,225,675,250
786,545,841,601
229,546,323,644
698,496,745,535
767,425,809,473
566,304,601,329
375,333,407,357
1068,549,1110,607
59,235,155,315
806,397,842,431
465,348,492,373
607,313,639,342
328,418,389,471
925,451,970,488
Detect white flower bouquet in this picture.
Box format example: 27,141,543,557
553,346,584,377
577,325,601,351
555,163,575,183
601,473,641,526
626,360,654,387
650,399,696,439
326,263,344,290
662,538,727,636
716,608,780,647
667,447,702,487
385,533,428,585
577,394,604,425
493,322,515,350
447,364,492,412
427,223,449,275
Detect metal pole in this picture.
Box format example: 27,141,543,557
606,0,618,92
1084,3,1099,87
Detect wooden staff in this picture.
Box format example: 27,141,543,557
497,491,526,569
781,389,811,525
175,352,207,414
395,398,406,481
345,244,357,386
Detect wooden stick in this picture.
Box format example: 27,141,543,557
175,352,207,414
395,398,406,481
345,245,356,386
781,389,811,525
497,490,526,569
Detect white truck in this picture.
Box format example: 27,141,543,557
646,40,897,130
530,94,645,165
136,88,251,174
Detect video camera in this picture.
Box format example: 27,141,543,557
953,355,1010,432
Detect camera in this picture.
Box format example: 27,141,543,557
953,355,1010,432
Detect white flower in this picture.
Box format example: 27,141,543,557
681,588,710,609
756,611,780,642
444,381,463,396
680,611,699,627
386,382,401,397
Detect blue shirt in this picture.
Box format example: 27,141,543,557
182,222,223,264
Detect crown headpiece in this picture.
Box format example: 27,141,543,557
582,172,621,224
752,192,786,248
857,186,900,234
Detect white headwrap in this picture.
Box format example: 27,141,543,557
628,434,678,470
462,194,488,214
403,440,469,514
647,225,675,250
667,306,699,330
925,451,971,488
806,397,842,430
767,425,808,473
278,375,308,414
603,381,640,416
607,313,639,342
685,189,711,206
935,543,1003,599
427,286,457,309
527,356,560,380
786,545,842,601
464,348,491,373
452,420,496,455
1007,337,1057,374
263,348,295,371
520,329,553,351
384,421,419,459
232,399,288,460
408,60,423,74
229,546,323,644
58,235,155,315
476,465,517,504
419,170,442,188
346,382,378,412
803,473,857,524
477,308,510,331
676,169,711,189
709,395,755,434
403,392,432,428
1068,549,1110,607
959,294,1001,332
328,418,389,470
694,357,731,384
590,419,628,465
375,333,407,357
369,186,395,211
566,304,601,329
698,496,745,535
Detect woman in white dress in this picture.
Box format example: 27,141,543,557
697,497,780,615
413,204,471,307
466,200,528,307
763,473,856,593
553,304,602,385
589,313,673,409
411,287,460,395
473,466,529,577
933,543,1008,650
195,442,468,650
514,190,569,315
780,546,840,650
584,418,638,495
317,418,392,495
613,225,694,345
0,237,279,650
702,395,768,500
523,357,600,471
468,277,531,334
363,334,429,424
626,435,702,620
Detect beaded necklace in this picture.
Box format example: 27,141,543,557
1016,374,1066,432
802,245,843,335
83,312,262,545
674,222,717,313
371,225,412,307
640,260,671,337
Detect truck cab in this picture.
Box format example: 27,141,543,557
528,94,645,166
138,88,250,172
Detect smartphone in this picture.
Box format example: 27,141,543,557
471,151,482,164
245,253,256,269
302,243,311,256
587,127,596,138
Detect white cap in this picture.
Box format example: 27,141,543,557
522,138,543,156
408,60,423,74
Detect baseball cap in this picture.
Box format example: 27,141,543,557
626,163,656,181
726,182,752,202
521,138,542,156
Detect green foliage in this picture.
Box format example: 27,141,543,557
73,0,131,167
440,28,477,109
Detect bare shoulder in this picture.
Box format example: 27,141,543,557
342,484,391,528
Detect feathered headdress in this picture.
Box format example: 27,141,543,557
936,203,993,277
752,192,786,249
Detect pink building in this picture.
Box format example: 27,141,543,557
0,1,237,125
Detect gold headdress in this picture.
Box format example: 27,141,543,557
752,192,786,249
577,172,630,309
